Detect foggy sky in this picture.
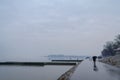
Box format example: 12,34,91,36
0,0,120,60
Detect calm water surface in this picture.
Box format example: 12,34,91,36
0,57,73,80
0,65,72,80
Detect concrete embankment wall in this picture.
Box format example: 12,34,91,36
52,60,83,62
0,62,76,66
57,61,82,80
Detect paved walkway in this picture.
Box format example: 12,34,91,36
58,62,81,80
70,60,120,80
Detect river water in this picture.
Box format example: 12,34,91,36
0,65,72,80
0,57,73,80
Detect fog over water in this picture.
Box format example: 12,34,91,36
0,0,120,60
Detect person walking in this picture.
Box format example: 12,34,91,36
92,56,97,65
92,56,98,71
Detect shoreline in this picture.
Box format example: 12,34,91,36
57,61,82,80
0,62,76,66
99,55,120,68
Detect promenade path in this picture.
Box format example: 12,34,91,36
70,60,120,80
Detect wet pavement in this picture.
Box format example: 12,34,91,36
70,60,120,80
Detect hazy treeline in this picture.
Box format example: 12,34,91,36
101,34,120,57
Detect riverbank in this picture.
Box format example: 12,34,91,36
57,61,82,80
99,55,120,68
0,62,76,66
52,60,82,62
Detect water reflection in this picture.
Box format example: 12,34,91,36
93,62,99,72
104,65,120,80
0,65,72,80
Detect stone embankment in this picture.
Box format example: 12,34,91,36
0,62,76,66
57,62,81,80
100,55,120,68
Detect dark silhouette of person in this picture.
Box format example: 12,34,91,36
92,56,97,64
92,56,98,71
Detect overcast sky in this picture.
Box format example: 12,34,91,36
0,0,120,60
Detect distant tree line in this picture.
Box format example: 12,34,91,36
101,34,120,57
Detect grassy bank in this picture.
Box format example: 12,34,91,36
99,55,120,68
